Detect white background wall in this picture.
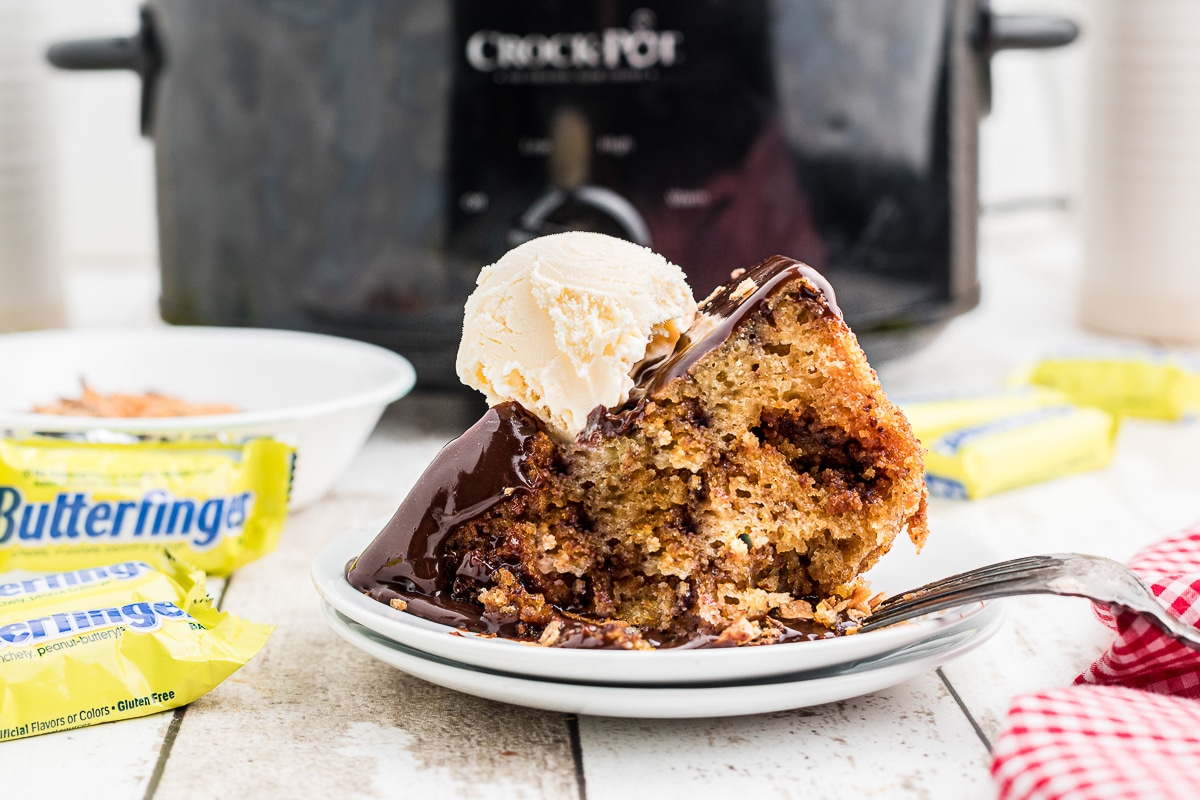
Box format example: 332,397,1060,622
37,0,157,267
980,0,1090,210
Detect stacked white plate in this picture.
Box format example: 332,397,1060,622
312,528,1003,718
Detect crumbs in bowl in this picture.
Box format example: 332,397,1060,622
33,381,238,418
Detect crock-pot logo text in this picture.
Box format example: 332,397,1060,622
466,9,682,72
0,487,254,550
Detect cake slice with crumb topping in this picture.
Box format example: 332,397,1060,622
348,256,927,648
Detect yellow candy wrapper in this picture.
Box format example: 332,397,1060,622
0,437,293,576
0,551,271,741
898,387,1072,444
924,405,1118,500
1015,352,1200,421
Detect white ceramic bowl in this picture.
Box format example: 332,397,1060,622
0,327,416,509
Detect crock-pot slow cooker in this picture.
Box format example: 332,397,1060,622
50,0,1076,387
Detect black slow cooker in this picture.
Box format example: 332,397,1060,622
50,0,1076,388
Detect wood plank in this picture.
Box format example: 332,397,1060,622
1105,419,1200,534
0,713,176,796
579,674,991,799
150,494,580,800
940,596,1111,743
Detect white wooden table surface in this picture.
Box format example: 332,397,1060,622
3,209,1198,799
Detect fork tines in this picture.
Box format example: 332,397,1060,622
858,554,1073,632
873,555,1065,608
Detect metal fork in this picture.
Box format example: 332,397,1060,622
856,552,1200,651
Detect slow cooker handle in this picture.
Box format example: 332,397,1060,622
47,37,142,71
975,7,1079,113
45,7,161,137
983,13,1080,54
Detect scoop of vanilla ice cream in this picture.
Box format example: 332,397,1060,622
456,232,697,438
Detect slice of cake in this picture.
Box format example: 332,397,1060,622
347,234,927,649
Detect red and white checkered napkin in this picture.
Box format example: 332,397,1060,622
991,524,1200,800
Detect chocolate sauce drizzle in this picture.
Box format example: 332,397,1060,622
345,257,842,648
346,402,544,635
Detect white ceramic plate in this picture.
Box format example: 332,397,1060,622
0,327,416,509
314,525,999,685
322,600,1004,718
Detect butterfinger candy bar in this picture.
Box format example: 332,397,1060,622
0,551,271,741
0,437,293,576
897,387,1072,444
1016,351,1199,421
923,405,1118,500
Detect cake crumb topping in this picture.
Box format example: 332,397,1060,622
729,278,758,303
